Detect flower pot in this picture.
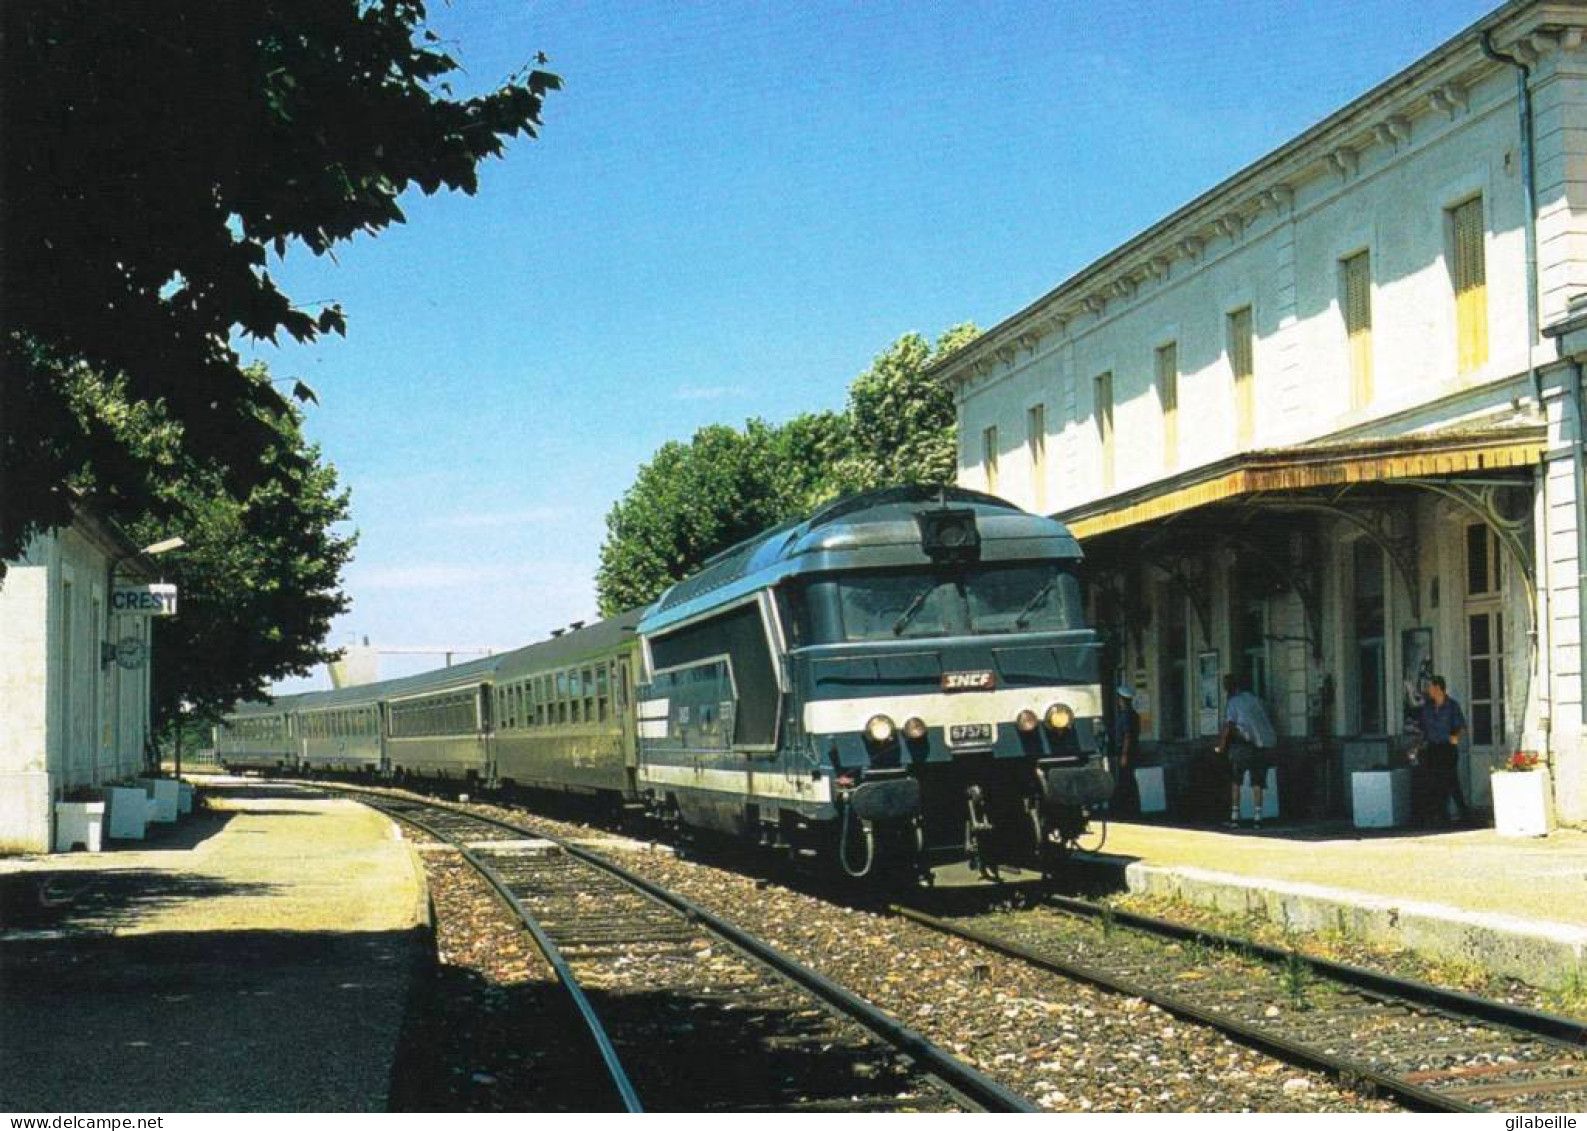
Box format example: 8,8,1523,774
106,786,149,840
137,778,180,823
1352,769,1412,829
1491,768,1553,837
54,801,106,852
1134,767,1167,814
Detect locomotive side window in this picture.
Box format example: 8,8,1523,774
649,602,780,749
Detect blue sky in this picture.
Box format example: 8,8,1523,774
253,0,1498,691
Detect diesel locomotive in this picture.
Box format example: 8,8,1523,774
217,486,1112,877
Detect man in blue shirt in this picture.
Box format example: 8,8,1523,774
1413,675,1470,826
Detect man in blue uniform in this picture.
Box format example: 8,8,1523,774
1413,675,1470,826
1111,685,1141,816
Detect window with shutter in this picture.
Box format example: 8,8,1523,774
1450,197,1487,373
982,425,999,495
1228,307,1255,446
1094,372,1115,492
1342,250,1372,409
1026,404,1046,512
1155,342,1179,469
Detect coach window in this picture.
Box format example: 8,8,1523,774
555,670,568,723
582,667,595,722
596,665,610,722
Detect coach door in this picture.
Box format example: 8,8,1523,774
617,656,639,781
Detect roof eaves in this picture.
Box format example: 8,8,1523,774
931,0,1551,385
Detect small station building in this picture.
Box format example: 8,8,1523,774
0,508,165,852
936,0,1587,826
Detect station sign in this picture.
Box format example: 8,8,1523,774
112,583,178,617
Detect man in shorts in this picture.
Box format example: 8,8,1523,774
1213,674,1277,829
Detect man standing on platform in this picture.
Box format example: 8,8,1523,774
1111,685,1141,816
1413,675,1471,826
1214,674,1277,829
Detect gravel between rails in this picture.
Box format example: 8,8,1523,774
387,805,969,1112
392,840,625,1111
421,796,1396,1113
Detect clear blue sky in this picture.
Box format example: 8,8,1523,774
254,0,1498,692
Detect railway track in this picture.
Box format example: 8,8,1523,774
342,787,1036,1113
892,894,1587,1113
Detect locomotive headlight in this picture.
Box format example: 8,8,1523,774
865,714,897,744
902,716,928,741
1045,702,1074,731
1016,709,1040,734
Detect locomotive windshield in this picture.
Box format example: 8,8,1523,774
789,562,1084,644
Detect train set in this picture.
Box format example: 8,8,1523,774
219,486,1114,877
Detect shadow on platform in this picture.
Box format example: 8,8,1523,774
0,926,427,1112
0,867,281,932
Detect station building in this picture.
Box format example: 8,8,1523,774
0,509,160,852
936,0,1587,825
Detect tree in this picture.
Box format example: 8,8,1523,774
594,414,851,616
594,325,979,615
66,363,353,725
834,323,980,491
1,0,559,562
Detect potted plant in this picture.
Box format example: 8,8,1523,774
1491,751,1553,837
55,786,107,852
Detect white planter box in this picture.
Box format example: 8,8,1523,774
138,778,180,823
54,801,105,852
106,786,149,840
1491,770,1554,838
1238,767,1279,820
1352,769,1413,829
1134,767,1167,814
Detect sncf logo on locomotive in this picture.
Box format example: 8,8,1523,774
940,670,996,693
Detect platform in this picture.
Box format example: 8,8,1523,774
1075,819,1587,989
0,780,429,1111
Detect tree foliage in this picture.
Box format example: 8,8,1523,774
595,326,978,615
64,363,353,725
0,0,559,561
834,323,981,492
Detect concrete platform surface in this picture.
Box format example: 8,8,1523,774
0,780,429,1111
1080,820,1587,988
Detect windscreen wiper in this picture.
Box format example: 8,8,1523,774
892,583,938,635
1013,575,1058,628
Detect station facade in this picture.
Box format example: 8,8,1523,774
937,0,1587,825
0,510,158,852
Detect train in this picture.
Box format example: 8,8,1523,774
218,486,1113,878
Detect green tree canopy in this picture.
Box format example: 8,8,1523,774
594,325,978,615
1,0,559,562
65,363,353,725
834,323,981,492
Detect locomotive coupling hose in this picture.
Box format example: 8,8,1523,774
839,803,875,878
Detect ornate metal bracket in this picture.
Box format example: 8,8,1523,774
1270,498,1422,621
1402,478,1536,609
